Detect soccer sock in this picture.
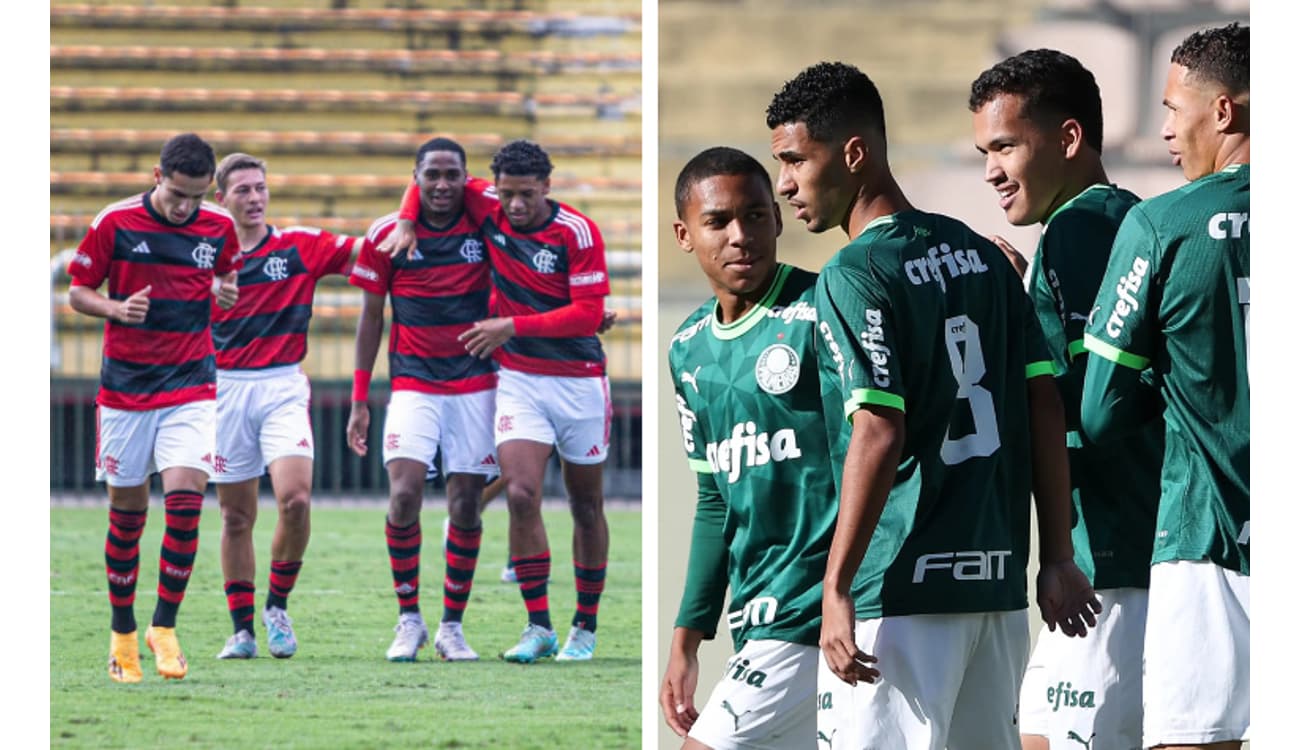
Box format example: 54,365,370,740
266,559,303,611
105,507,146,634
386,519,421,614
224,580,255,635
513,551,552,631
153,490,203,628
572,561,607,633
442,523,482,623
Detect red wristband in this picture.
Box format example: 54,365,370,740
352,370,372,403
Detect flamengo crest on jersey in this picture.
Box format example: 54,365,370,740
69,190,242,410
212,225,353,370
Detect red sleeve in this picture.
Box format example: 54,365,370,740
348,230,393,296
462,176,497,226
563,211,610,299
307,229,354,279
398,182,420,222
68,217,112,289
512,295,604,337
215,220,243,275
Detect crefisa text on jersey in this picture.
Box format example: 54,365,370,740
903,242,990,291
705,421,802,484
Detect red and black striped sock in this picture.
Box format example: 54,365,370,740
105,507,146,634
513,551,552,631
442,523,482,623
266,560,302,611
386,519,421,614
152,490,203,628
224,580,255,635
572,561,607,633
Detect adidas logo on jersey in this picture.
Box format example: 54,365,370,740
297,438,310,448
131,240,151,254
481,455,497,466
586,445,602,457
705,422,801,484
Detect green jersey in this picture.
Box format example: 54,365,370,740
1083,164,1249,574
670,264,838,649
815,211,1053,619
1029,184,1162,590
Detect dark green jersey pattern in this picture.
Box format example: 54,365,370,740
1030,184,1161,589
670,264,838,649
1083,164,1249,574
815,211,1054,619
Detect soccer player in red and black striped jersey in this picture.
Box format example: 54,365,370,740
385,139,612,662
67,133,242,683
347,137,499,662
208,152,361,661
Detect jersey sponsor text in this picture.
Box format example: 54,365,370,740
912,549,1012,583
705,422,802,484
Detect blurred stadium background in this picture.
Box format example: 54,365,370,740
656,1,1246,747
48,0,643,501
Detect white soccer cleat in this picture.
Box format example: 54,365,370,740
556,626,597,662
500,563,518,583
434,621,480,662
501,623,558,663
263,606,298,659
385,612,429,662
216,629,258,660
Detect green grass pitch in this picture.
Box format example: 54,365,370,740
51,504,641,749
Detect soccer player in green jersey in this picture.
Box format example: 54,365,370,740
969,49,1163,750
767,61,1100,749
1081,23,1249,750
659,147,839,750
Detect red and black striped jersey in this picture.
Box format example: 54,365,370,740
402,177,610,377
68,190,242,411
350,211,496,395
211,225,353,371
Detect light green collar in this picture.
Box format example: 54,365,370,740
711,264,792,341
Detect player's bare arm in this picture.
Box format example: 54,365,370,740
69,284,151,324
458,317,515,359
598,309,617,333
660,626,706,737
821,404,902,686
346,291,386,456
1027,375,1101,637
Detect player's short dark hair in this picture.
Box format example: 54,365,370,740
1172,22,1249,96
215,152,266,193
674,147,773,219
160,133,216,179
490,139,553,180
968,48,1105,153
415,137,466,169
765,61,887,143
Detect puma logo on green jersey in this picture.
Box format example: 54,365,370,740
705,422,801,484
1067,730,1096,748
817,729,838,748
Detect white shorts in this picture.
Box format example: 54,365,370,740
494,368,610,464
212,366,314,484
818,610,1029,750
382,389,497,476
1019,587,1147,748
688,640,819,750
1143,560,1249,747
95,400,217,487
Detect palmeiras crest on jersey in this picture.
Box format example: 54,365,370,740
264,256,289,281
460,237,485,263
192,241,218,269
755,343,799,394
532,247,558,273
